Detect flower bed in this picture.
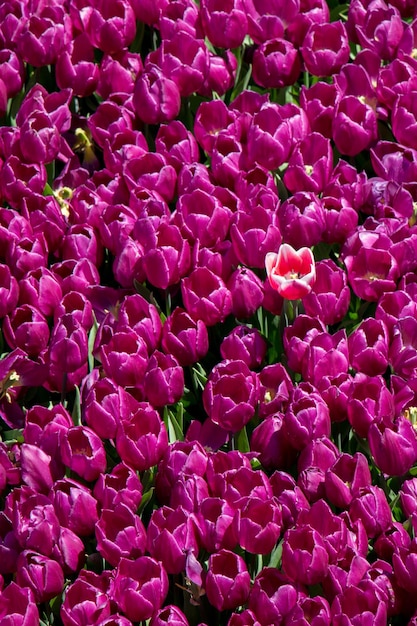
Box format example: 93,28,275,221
0,0,417,624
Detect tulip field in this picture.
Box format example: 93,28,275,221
2,0,417,624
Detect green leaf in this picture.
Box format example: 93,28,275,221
235,425,250,453
268,539,283,569
88,313,98,372
71,386,81,427
164,407,184,444
138,487,154,516
2,429,24,444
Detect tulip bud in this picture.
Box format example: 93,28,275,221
206,550,251,611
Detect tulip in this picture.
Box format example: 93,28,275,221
96,503,147,567
300,81,339,139
116,403,169,471
158,440,208,494
60,426,106,483
206,550,251,611
79,0,136,54
151,606,189,626
368,417,417,476
199,50,237,97
93,462,143,512
203,359,259,433
300,21,350,77
109,557,168,622
197,497,239,553
230,204,282,269
161,308,209,367
333,96,378,157
3,305,49,357
282,526,329,585
238,496,282,554
50,478,99,537
133,66,181,125
252,38,301,89
248,568,305,624
61,571,112,626
200,0,248,48
284,383,331,451
144,351,184,407
0,582,39,624
147,506,199,574
181,267,233,327
349,486,393,539
13,492,60,557
325,453,372,510
16,550,64,603
284,132,333,195
266,243,316,300
277,192,326,249
302,259,350,326
51,526,85,574
100,331,149,388
221,326,267,370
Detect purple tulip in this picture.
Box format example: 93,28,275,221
93,462,142,513
181,267,232,327
277,192,325,249
302,259,350,325
133,66,181,125
146,505,199,574
156,121,199,173
61,570,112,626
301,330,349,386
151,606,189,626
221,326,267,370
48,315,88,375
368,416,417,476
389,317,417,378
56,33,99,98
325,453,372,510
301,21,350,77
144,351,184,407
158,440,208,495
18,267,61,318
282,525,329,585
284,132,333,195
283,314,326,374
17,7,71,67
116,402,169,471
238,496,282,554
51,526,85,575
251,413,297,471
130,0,168,25
230,204,282,269
300,81,338,138
200,0,248,48
349,486,393,539
333,96,378,157
16,550,64,603
331,583,388,626
161,307,208,367
3,305,49,357
20,444,54,494
79,0,136,54
100,331,148,388
284,383,331,450
356,3,404,60
206,550,251,611
13,491,60,556
246,104,292,170
203,359,259,432
347,374,395,439
252,38,301,89
199,50,237,97
110,557,168,622
0,582,39,624
248,568,305,624
50,478,99,537
197,497,239,553
96,503,147,567
269,472,309,531
173,188,231,248
60,426,106,483
159,0,203,39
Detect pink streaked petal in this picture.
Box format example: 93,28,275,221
298,247,315,273
278,280,313,300
277,243,303,273
265,252,278,275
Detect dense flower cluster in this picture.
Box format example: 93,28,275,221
1,0,417,624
